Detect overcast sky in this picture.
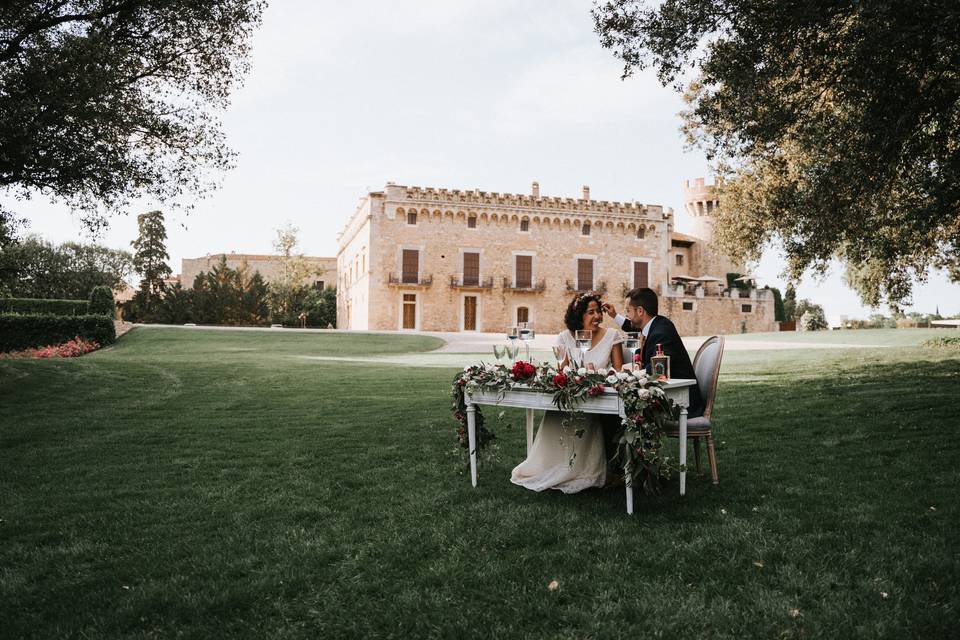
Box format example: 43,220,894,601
5,0,958,324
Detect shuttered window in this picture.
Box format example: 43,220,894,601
515,255,532,288
401,249,419,283
577,259,593,291
633,261,649,289
463,252,480,286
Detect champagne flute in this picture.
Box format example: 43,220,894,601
519,322,535,362
493,344,505,365
552,345,567,367
574,329,592,368
623,332,640,371
505,343,519,362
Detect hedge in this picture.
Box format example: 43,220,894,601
0,298,89,316
0,313,116,352
88,286,116,317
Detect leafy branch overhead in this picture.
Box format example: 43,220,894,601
0,0,266,233
593,0,960,307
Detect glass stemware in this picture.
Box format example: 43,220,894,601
493,344,505,364
552,345,567,367
518,322,535,362
623,332,640,370
505,325,519,342
505,343,519,362
574,329,592,368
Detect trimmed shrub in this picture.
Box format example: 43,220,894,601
88,286,116,317
0,297,88,316
0,313,116,352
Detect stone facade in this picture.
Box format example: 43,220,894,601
336,180,776,336
180,253,336,289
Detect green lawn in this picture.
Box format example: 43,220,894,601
1,328,958,639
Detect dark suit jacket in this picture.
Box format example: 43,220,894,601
622,315,704,418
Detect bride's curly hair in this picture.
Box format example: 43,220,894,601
564,292,604,332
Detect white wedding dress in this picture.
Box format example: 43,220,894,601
510,328,623,494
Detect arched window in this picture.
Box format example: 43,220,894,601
637,226,645,239
582,222,591,236
467,215,477,229
520,218,529,232
407,210,417,225
517,307,529,324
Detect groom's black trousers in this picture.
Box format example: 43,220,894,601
599,414,623,471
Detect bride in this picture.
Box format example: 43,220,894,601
511,292,624,493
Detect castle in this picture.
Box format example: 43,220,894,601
335,179,776,336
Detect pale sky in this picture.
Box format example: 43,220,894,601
5,0,958,324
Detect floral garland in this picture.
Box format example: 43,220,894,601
451,360,680,494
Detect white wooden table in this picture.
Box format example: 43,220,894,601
464,379,696,514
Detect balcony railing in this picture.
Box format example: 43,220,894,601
388,273,433,287
502,277,546,293
565,280,607,295
450,274,494,289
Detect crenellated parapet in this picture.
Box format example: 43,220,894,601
390,181,670,223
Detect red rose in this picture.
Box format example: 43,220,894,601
553,373,568,388
633,353,643,364
587,383,605,397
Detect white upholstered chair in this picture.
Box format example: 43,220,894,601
666,335,725,485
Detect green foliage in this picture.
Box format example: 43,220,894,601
0,297,88,316
766,286,785,322
0,312,115,352
87,286,114,317
0,1,265,233
783,284,797,322
796,299,829,331
131,211,171,312
924,336,960,349
593,0,960,307
0,235,132,299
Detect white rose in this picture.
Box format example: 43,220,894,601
638,388,651,400
616,372,629,381
606,375,618,384
577,367,587,375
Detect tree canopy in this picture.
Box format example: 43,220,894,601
593,0,960,308
0,0,265,233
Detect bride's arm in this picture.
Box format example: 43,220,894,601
612,343,624,370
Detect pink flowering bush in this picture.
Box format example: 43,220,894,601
1,336,100,359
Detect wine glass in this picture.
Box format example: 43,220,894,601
493,344,505,364
552,345,567,367
574,329,592,368
505,343,519,362
623,332,640,370
505,325,519,344
519,322,535,361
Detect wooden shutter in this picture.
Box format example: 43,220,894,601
517,307,529,324
463,252,480,286
402,294,416,329
464,297,477,331
401,249,419,283
515,255,532,288
577,259,593,291
633,262,648,289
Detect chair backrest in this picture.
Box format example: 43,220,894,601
692,336,725,420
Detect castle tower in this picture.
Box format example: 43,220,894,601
682,176,722,244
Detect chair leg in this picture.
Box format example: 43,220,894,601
706,433,719,485
692,436,702,474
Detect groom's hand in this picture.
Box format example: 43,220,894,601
602,302,617,318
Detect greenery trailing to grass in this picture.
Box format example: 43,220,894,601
0,297,89,316
0,312,115,352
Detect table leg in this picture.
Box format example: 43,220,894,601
466,403,478,488
679,406,688,496
525,409,534,454
624,448,634,515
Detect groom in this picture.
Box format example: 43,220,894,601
603,287,704,419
